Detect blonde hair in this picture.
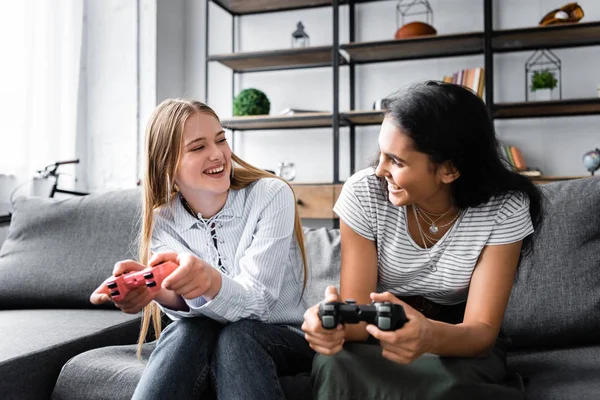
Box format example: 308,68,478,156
136,99,308,357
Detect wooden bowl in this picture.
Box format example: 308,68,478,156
394,22,437,39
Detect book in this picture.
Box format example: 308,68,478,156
441,67,485,99
510,146,527,170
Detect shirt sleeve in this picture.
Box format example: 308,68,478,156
150,214,208,320
333,178,375,241
182,181,296,323
487,192,534,245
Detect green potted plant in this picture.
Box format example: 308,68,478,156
530,69,558,101
233,88,271,116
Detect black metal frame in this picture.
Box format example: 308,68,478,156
484,0,493,116
202,0,600,226
205,0,350,188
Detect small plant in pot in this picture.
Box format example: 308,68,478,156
530,69,558,101
233,88,271,116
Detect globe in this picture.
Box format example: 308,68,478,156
582,148,600,175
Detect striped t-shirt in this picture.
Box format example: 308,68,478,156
151,178,307,327
333,168,534,305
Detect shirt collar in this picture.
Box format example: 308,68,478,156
171,189,244,232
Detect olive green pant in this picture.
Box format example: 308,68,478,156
311,341,524,400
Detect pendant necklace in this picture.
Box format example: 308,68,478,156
414,204,453,235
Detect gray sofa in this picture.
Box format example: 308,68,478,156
1,178,599,399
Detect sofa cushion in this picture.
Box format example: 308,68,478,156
0,189,141,309
507,345,600,400
0,309,140,400
503,177,600,348
302,227,341,308
52,342,312,400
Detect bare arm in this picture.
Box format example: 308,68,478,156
427,240,522,357
339,220,379,342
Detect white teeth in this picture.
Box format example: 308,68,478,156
205,166,224,174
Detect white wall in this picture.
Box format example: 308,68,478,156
197,0,600,179
82,0,139,191
76,0,600,191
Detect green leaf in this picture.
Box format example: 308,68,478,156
530,69,558,92
233,88,271,116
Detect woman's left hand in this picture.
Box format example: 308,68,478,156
366,292,434,365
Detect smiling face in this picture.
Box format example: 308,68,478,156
374,117,457,211
174,112,232,201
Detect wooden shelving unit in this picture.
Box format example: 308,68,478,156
209,46,345,73
221,113,334,130
494,98,600,119
492,21,600,53
341,110,384,126
206,0,599,217
212,0,333,15
291,183,343,219
211,0,387,15
530,175,589,183
341,32,484,63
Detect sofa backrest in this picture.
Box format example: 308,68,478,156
302,227,341,308
503,177,600,349
0,189,141,310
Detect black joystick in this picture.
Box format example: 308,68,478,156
318,300,408,331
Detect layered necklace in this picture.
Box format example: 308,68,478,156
411,204,461,271
413,204,459,236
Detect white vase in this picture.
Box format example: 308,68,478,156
532,88,553,102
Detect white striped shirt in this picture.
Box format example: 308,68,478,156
151,178,306,327
333,168,534,305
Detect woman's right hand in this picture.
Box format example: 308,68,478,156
302,286,346,355
90,260,156,314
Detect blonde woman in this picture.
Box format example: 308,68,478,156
91,99,313,399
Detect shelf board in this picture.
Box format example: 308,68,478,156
341,110,385,125
341,32,484,64
221,113,333,130
493,21,600,52
530,175,589,183
211,0,388,15
211,0,334,15
493,98,600,119
0,214,10,226
208,46,344,72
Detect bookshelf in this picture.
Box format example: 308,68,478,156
492,21,600,53
493,98,600,119
340,32,484,63
221,113,334,130
205,0,598,219
209,46,345,73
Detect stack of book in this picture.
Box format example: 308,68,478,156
442,67,484,98
499,142,542,177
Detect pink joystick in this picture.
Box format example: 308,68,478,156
105,261,178,301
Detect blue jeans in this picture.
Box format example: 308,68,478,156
132,318,314,400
